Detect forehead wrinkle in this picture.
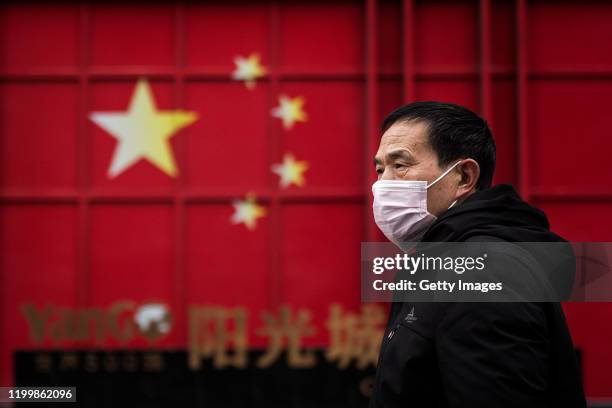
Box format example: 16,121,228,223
384,131,432,158
376,121,431,165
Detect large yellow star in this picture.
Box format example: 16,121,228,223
271,94,308,130
232,53,267,90
271,153,309,188
89,78,198,178
231,193,267,230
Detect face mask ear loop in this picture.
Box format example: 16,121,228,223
426,160,462,190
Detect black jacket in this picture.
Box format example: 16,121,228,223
369,184,586,408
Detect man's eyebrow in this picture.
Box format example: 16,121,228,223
373,149,414,167
387,149,413,161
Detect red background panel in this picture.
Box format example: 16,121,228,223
491,79,517,186
186,204,269,347
280,204,363,347
89,204,176,348
528,1,612,71
529,80,612,194
279,1,364,72
0,83,78,189
184,82,270,189
491,0,516,67
538,202,612,243
414,80,479,113
89,205,175,304
414,1,478,69
0,205,77,386
186,3,270,69
0,4,78,70
279,82,364,190
377,1,402,74
377,79,402,126
90,4,174,68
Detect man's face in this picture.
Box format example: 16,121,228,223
374,120,461,216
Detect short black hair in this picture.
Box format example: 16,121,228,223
381,101,496,189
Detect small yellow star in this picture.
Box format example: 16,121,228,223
271,154,309,188
271,94,308,130
231,193,267,230
232,53,267,90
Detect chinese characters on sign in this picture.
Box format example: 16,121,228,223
22,302,386,373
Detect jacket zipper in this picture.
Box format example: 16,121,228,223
387,324,399,340
373,322,401,402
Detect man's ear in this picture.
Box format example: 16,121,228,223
456,158,480,198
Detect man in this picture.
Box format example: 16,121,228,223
368,102,586,407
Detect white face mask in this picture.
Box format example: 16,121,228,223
371,161,461,247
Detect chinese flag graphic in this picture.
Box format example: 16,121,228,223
1,1,612,406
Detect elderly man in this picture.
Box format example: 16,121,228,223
368,102,585,408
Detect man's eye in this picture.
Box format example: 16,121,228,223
394,163,406,169
376,168,383,174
